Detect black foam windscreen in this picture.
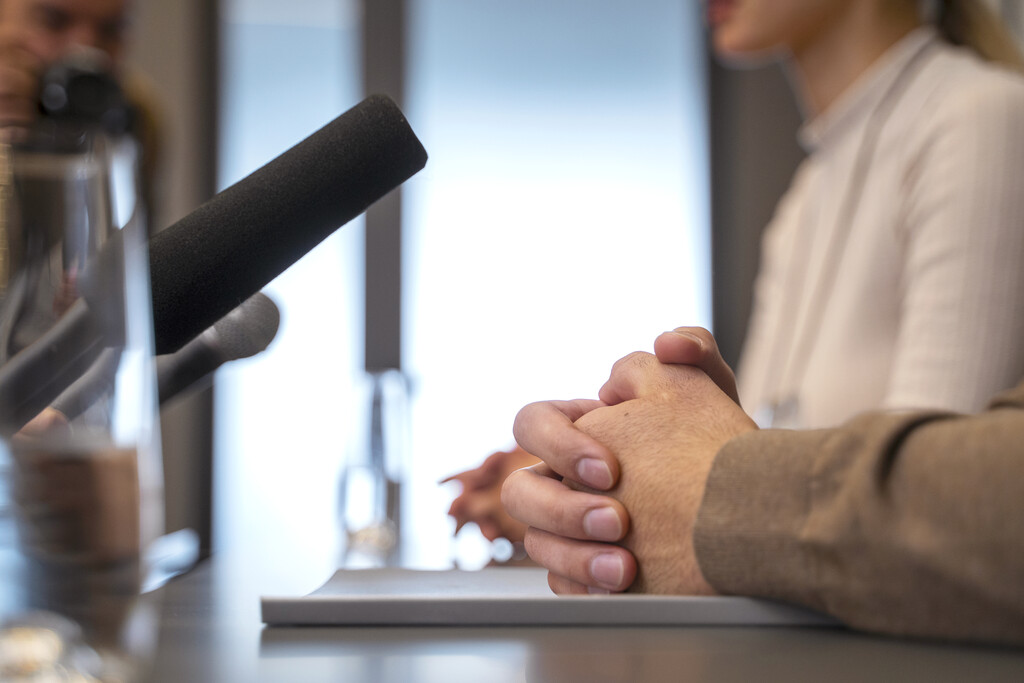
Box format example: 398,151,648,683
149,94,427,355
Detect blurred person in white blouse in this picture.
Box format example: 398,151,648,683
732,0,1024,429
446,0,1024,543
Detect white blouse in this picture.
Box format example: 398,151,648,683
736,27,1024,429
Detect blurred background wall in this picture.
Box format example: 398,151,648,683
209,0,713,578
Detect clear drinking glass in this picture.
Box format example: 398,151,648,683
338,369,410,568
0,88,162,681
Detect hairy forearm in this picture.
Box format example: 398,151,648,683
694,386,1024,645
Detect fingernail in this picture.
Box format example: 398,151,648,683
577,458,613,489
590,553,625,588
669,330,703,347
583,507,622,541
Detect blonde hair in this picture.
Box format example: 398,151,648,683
936,0,1024,71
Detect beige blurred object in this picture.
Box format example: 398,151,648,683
0,145,11,296
10,442,141,645
12,445,140,562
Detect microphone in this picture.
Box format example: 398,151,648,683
150,94,427,355
156,291,280,405
49,292,281,420
0,94,428,434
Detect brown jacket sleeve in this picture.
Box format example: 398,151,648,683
693,382,1024,645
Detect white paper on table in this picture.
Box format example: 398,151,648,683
260,567,839,628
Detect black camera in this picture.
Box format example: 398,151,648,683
35,48,135,140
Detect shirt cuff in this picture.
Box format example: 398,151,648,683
692,427,834,611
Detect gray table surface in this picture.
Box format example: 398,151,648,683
146,557,1024,683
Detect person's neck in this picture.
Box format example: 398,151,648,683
786,6,923,117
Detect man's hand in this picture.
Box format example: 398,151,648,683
16,407,70,440
649,327,740,405
510,327,738,494
502,327,755,594
0,25,41,139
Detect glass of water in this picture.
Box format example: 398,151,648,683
0,89,162,681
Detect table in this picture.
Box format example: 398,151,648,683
147,557,1024,683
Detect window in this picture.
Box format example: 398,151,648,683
216,0,709,574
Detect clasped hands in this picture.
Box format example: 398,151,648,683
501,327,757,595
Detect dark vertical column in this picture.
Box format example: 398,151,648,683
362,0,406,372
708,56,803,368
998,0,1024,44
132,0,219,559
196,1,219,203
189,0,219,560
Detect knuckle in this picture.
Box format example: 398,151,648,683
512,401,548,443
499,469,526,510
511,403,533,434
617,350,655,371
523,527,545,561
552,495,587,538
